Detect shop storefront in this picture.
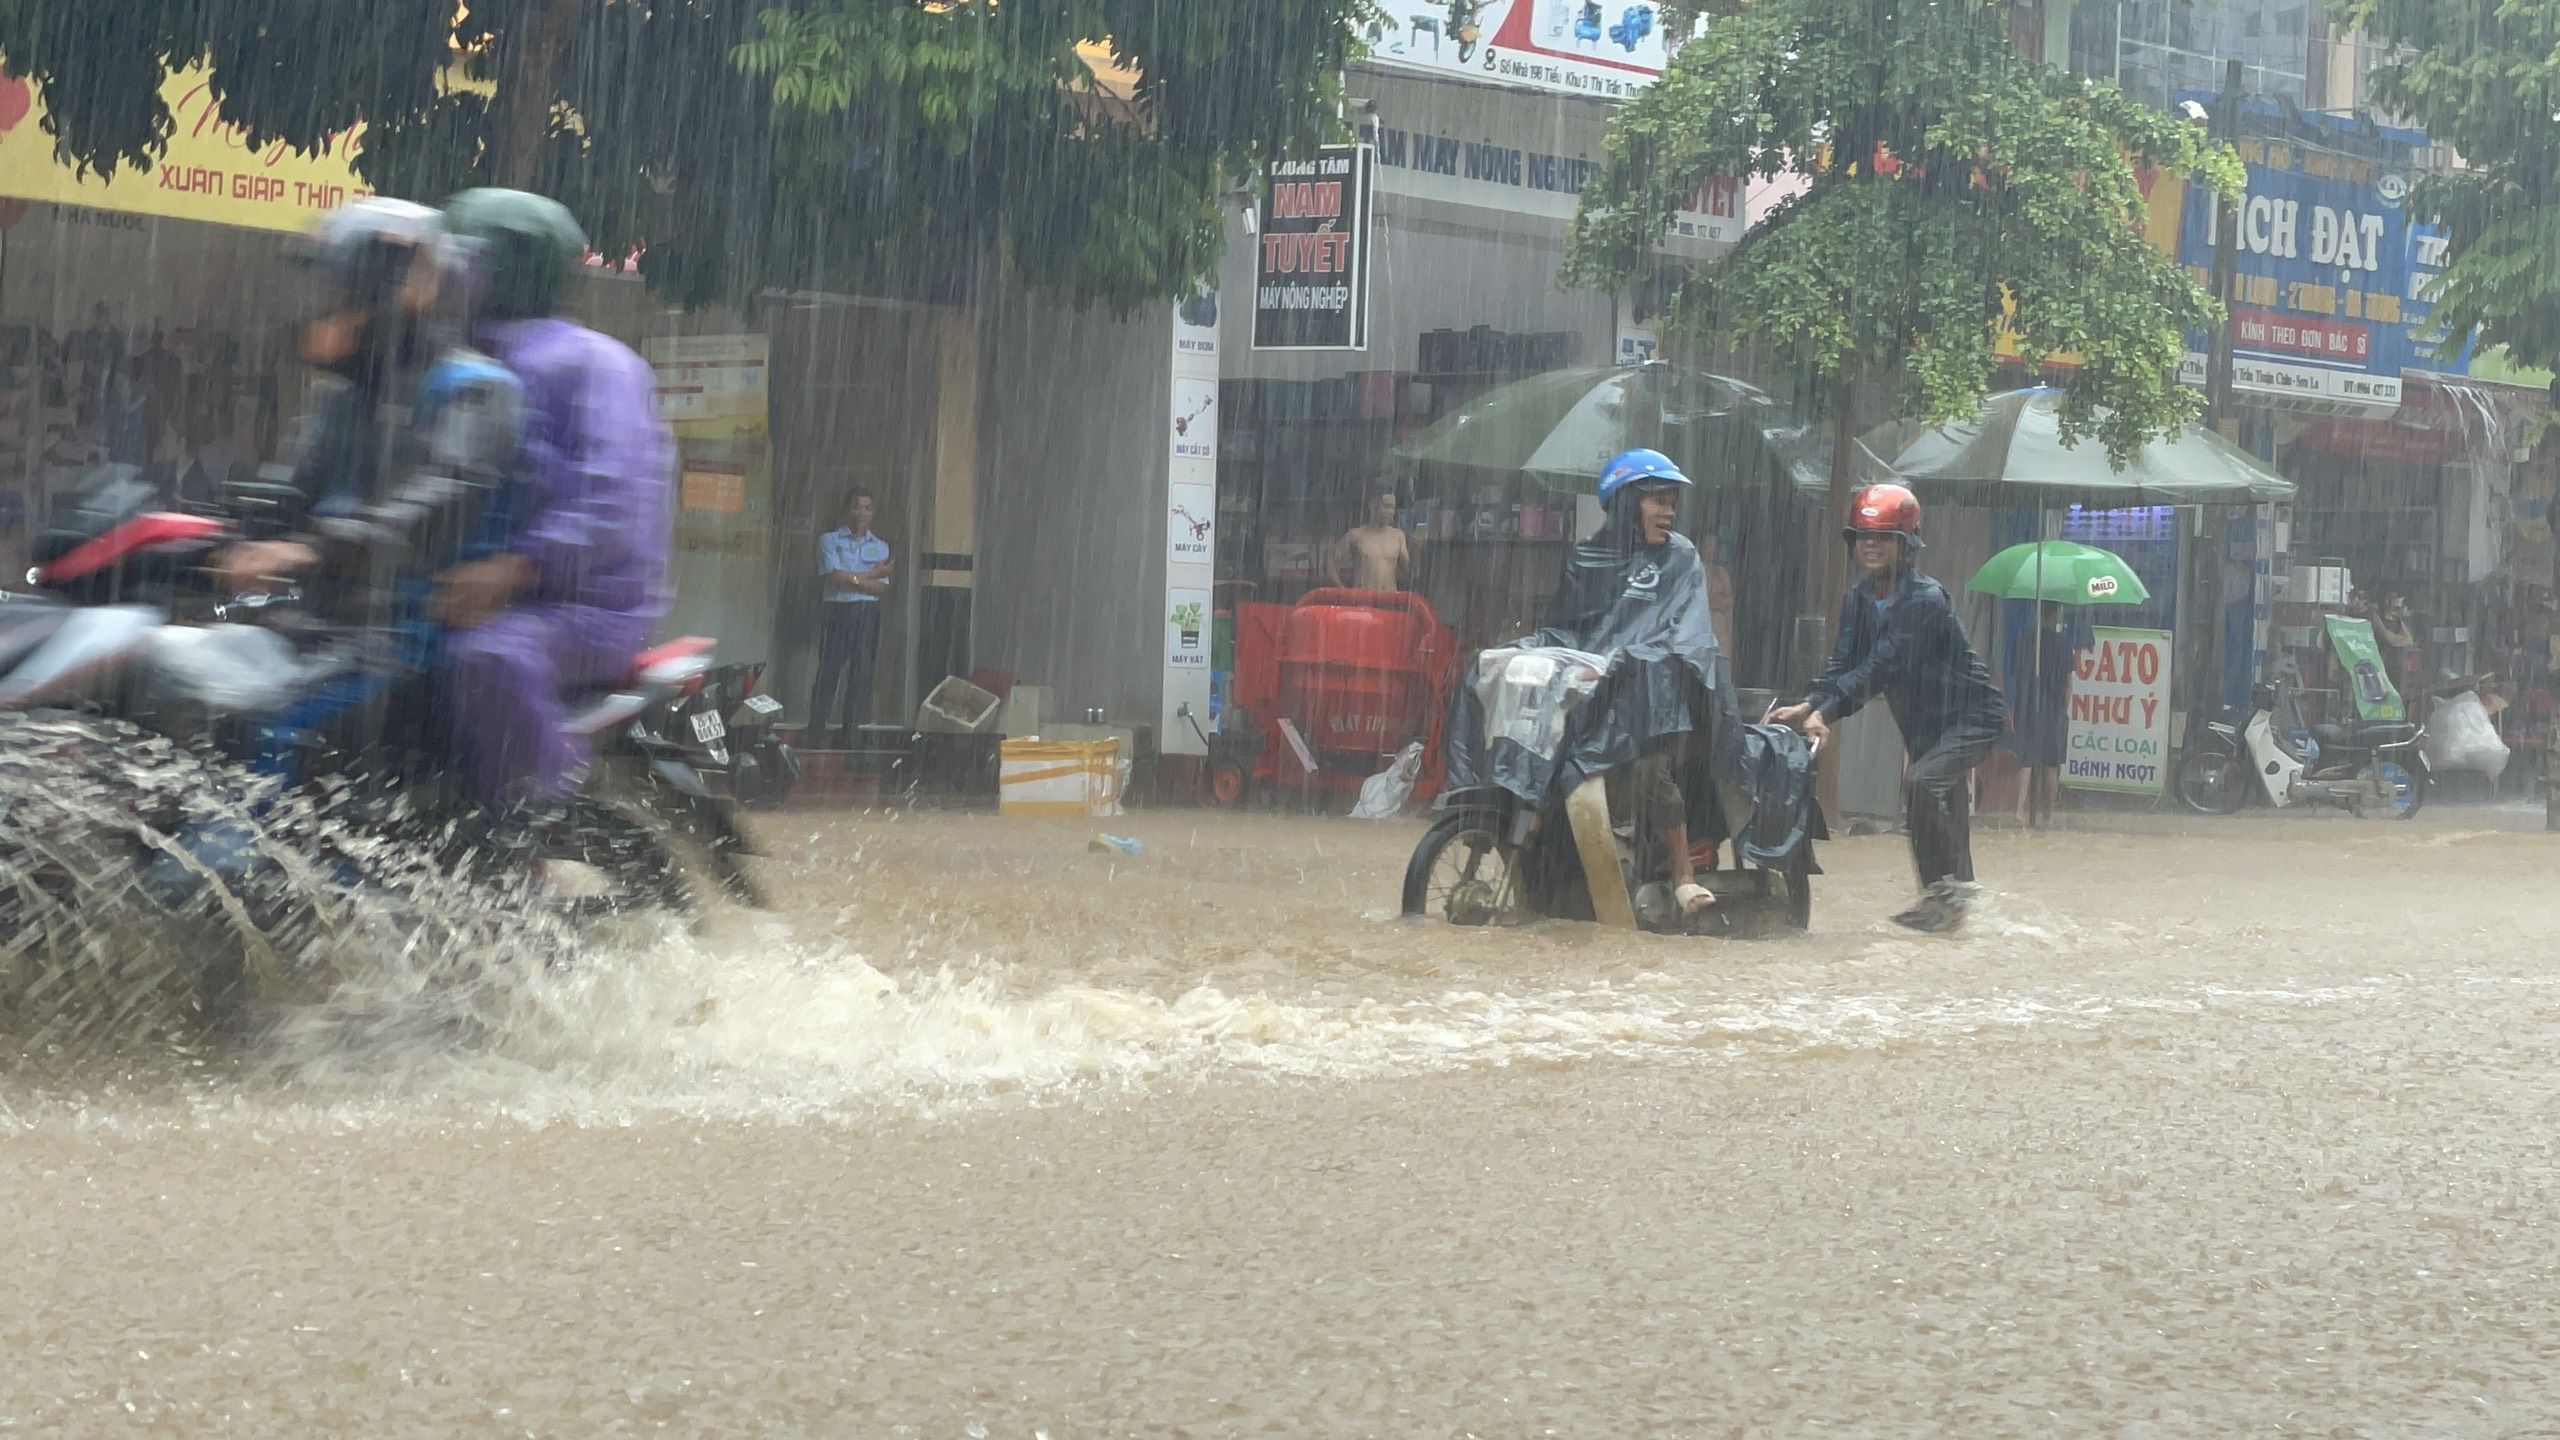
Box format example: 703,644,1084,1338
1206,64,1749,666
0,61,978,734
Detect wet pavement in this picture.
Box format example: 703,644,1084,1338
6,806,2560,1435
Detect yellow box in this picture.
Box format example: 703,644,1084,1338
999,739,1123,818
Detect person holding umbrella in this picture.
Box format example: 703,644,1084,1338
1772,485,2005,933
2006,600,2093,828
1963,538,2151,829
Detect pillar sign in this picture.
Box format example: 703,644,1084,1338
1162,291,1221,756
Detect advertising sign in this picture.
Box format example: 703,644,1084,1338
1361,1,1697,100
0,65,370,233
1252,146,1375,352
2323,614,2405,722
2174,109,2462,413
1163,295,1222,754
2064,628,2174,796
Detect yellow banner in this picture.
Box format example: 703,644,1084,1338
0,64,369,232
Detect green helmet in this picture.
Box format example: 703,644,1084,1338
443,187,588,321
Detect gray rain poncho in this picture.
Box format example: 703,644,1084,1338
1440,506,1822,868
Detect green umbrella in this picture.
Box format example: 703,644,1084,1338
1966,540,2152,605
1859,388,2296,506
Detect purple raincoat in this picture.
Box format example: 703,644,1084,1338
447,317,674,808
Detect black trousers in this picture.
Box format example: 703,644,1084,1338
809,603,884,739
1905,722,2001,888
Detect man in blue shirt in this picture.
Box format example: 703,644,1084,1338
809,488,893,747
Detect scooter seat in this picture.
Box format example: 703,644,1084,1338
2312,720,2416,750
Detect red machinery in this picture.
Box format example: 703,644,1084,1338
1211,588,1460,807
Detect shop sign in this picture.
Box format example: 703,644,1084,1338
1360,2,1699,101
2173,110,2464,413
0,65,370,233
648,334,769,438
1359,114,1745,247
2064,628,2174,796
1253,147,1375,351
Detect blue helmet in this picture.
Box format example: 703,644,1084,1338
1596,448,1692,505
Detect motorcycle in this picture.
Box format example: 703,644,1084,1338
2173,680,2431,819
1402,651,1822,937
1,471,763,923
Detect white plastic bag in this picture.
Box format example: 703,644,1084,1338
1473,645,1606,760
1351,740,1426,820
2424,690,2511,778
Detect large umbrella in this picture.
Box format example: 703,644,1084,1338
1858,388,2296,506
1966,541,2152,606
1391,361,1825,496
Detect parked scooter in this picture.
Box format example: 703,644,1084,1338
686,661,802,809
1402,651,1822,936
2173,681,2431,819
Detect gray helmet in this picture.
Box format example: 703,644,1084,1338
442,187,588,321
291,196,447,326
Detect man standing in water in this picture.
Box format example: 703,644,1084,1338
1772,485,2005,933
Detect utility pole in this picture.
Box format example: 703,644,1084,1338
2204,58,2244,434
2196,59,2245,735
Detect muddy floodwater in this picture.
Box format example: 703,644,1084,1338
7,808,2560,1435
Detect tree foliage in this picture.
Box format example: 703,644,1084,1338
2337,0,2560,373
0,0,1369,312
1565,0,2240,464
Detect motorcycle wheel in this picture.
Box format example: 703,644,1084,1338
0,716,228,1043
2173,749,2248,815
536,797,696,920
2369,758,2428,821
1401,811,1519,925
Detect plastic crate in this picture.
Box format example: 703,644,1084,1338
918,675,1002,734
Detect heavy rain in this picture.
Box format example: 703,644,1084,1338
2,0,2559,1433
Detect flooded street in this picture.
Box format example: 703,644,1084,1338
5,810,2560,1434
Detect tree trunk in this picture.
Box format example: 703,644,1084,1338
493,0,584,189
1809,366,1860,827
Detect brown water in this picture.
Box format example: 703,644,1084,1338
8,808,2560,1435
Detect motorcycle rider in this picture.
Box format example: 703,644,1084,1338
1772,484,2005,933
1542,448,1726,918
432,188,673,814
211,196,523,729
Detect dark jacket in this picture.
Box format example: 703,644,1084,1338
1806,569,2005,757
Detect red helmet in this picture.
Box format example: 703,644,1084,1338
1844,483,1923,548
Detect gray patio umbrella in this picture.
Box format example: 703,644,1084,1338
1856,387,2297,506
1391,361,1826,496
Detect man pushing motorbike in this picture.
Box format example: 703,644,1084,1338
1772,485,2004,933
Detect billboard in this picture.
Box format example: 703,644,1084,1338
0,65,370,233
1361,2,1696,100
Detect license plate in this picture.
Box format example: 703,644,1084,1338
691,710,727,744
743,693,783,716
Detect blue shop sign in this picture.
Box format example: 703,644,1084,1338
2174,102,2464,414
